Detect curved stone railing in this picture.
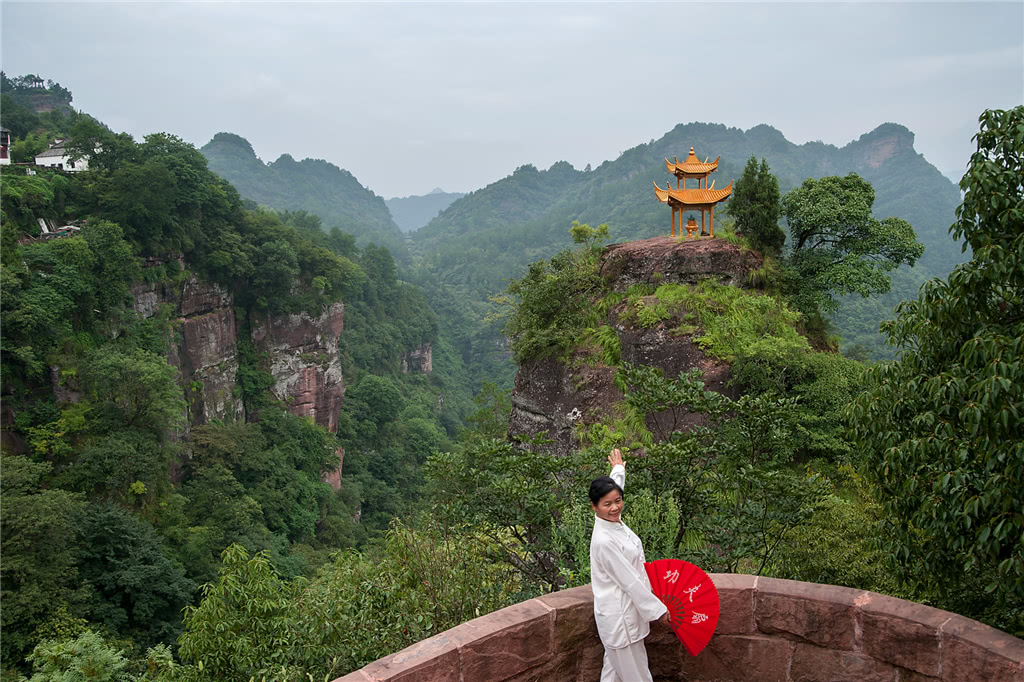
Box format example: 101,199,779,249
333,574,1024,682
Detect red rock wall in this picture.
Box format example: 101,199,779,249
250,301,345,434
132,276,347,458
600,236,763,292
131,275,244,426
508,355,620,457
332,576,1024,682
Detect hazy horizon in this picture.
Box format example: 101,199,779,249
3,2,1021,197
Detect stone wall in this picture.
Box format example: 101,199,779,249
332,575,1024,682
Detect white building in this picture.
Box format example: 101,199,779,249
0,127,10,166
34,139,90,171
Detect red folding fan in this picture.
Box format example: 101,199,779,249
644,559,719,656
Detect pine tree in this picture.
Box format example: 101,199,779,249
729,156,785,256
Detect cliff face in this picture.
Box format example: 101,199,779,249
845,123,916,170
250,302,345,434
132,274,244,426
400,344,433,374
507,237,760,457
131,270,347,485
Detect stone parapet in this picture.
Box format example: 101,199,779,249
332,575,1024,682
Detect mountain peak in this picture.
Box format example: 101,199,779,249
845,123,916,168
857,122,915,146
745,123,786,140
206,132,257,158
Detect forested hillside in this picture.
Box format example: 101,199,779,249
385,188,465,233
200,133,409,261
2,67,1017,682
409,121,965,360
0,87,480,678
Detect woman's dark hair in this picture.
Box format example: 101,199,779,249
589,476,624,505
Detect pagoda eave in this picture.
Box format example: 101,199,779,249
653,180,733,207
665,155,721,177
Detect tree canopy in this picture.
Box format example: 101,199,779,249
728,156,784,257
848,107,1024,617
782,173,925,315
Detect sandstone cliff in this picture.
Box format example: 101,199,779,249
507,236,761,456
132,273,244,426
131,268,347,485
400,344,433,374
250,302,346,434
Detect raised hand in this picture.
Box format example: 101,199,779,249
607,448,624,469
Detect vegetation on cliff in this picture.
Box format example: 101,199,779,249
0,72,74,145
0,80,477,678
2,68,1019,680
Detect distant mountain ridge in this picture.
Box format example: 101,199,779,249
385,189,466,233
200,133,408,260
410,121,965,358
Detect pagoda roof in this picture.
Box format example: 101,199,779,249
653,180,733,207
665,147,720,176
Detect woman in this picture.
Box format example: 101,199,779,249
590,448,669,682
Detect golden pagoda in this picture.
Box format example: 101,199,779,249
653,146,733,238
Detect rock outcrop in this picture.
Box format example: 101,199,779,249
400,344,433,373
131,270,348,486
250,301,346,434
600,235,762,291
509,356,619,457
508,236,760,456
846,122,917,170
131,274,244,426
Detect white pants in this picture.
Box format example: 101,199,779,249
600,639,654,682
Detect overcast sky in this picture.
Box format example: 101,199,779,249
3,2,1021,198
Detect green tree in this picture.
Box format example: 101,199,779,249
24,630,133,682
568,219,609,249
782,173,924,314
461,382,512,442
847,107,1024,617
503,224,608,363
76,504,195,648
79,348,186,434
177,545,299,680
728,156,785,256
80,220,140,316
0,455,86,668
426,439,596,589
10,131,50,164
66,115,136,173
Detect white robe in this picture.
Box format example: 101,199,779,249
590,464,668,651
